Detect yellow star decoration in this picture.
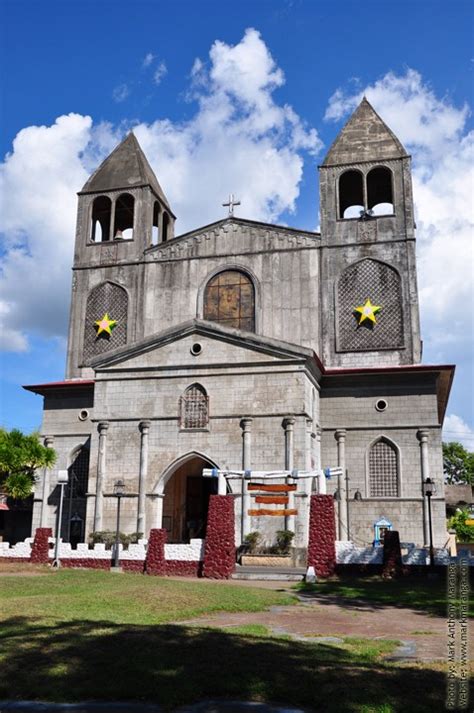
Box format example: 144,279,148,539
94,313,117,336
354,299,382,325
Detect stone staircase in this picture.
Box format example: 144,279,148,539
232,564,306,581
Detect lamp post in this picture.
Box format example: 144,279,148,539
422,477,436,567
53,470,69,568
112,479,126,570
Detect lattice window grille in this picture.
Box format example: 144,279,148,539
337,259,403,352
369,440,399,497
180,386,209,429
67,446,90,498
83,282,128,361
203,270,255,332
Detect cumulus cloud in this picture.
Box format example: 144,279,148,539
0,28,321,352
153,61,167,85
142,52,155,68
443,414,474,450
325,70,474,360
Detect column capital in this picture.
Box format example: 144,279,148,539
139,420,152,434
240,417,253,432
335,429,346,442
417,429,430,443
98,421,109,434
282,416,296,430
43,436,54,447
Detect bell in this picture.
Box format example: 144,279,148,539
114,229,124,240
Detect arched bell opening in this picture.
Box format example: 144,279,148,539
161,454,219,543
113,193,135,240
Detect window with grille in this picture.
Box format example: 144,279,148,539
67,445,90,498
368,439,399,497
180,384,209,429
203,270,255,332
83,281,128,361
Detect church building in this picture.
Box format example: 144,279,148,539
25,98,453,553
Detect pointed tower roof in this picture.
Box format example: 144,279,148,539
322,97,408,166
80,133,173,212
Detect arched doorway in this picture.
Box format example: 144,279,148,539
162,455,218,543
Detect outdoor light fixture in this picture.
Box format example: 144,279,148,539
333,489,342,502
53,470,69,568
422,478,436,567
354,489,363,501
112,479,126,570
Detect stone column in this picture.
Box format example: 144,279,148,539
417,429,430,545
93,421,109,532
240,417,253,543
137,420,151,536
335,429,348,541
283,417,296,532
40,436,54,527
148,493,164,531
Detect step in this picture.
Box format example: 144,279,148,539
232,565,306,581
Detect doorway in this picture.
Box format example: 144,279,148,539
162,456,218,543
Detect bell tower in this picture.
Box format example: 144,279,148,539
66,133,175,377
319,98,422,367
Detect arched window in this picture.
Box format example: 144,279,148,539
337,259,403,352
113,193,134,240
67,445,90,498
63,442,90,545
83,281,128,360
162,211,169,242
368,438,399,497
367,167,394,215
339,170,364,219
152,201,160,244
90,196,112,242
203,270,255,332
180,384,209,429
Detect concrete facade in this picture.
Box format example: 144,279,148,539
25,98,454,551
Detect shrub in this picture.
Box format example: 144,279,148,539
243,531,261,554
89,531,143,549
448,509,474,543
275,530,295,554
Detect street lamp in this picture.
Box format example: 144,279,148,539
53,470,69,568
422,477,436,567
112,479,126,570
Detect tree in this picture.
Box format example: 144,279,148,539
0,428,56,499
448,508,474,543
443,441,474,486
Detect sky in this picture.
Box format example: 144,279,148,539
0,0,473,449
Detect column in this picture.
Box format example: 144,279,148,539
137,420,151,536
40,436,54,527
148,493,164,531
283,417,296,532
417,429,430,545
240,417,253,543
335,429,348,541
93,421,109,532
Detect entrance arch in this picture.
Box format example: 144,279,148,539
159,453,219,543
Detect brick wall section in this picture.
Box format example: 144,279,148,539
166,560,202,577
30,528,52,564
307,495,336,578
144,528,167,575
202,495,235,579
382,530,403,578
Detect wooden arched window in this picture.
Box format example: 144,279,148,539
368,438,399,497
203,270,255,331
180,384,209,430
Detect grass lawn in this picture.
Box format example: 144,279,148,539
0,567,459,712
296,573,474,618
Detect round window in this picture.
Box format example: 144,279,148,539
78,409,89,421
190,343,202,356
375,399,388,412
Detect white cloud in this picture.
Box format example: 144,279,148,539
325,69,474,374
0,29,321,352
143,52,155,68
443,414,474,450
153,61,167,86
112,83,130,102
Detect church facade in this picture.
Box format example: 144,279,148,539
25,99,453,552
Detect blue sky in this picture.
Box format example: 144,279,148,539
1,0,473,448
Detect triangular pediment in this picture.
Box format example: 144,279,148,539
90,319,316,372
323,98,408,166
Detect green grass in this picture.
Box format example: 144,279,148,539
295,573,474,618
0,569,458,711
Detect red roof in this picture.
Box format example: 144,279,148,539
23,379,95,395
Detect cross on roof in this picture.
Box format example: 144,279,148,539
222,193,241,217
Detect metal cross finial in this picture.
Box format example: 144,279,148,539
222,193,241,217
